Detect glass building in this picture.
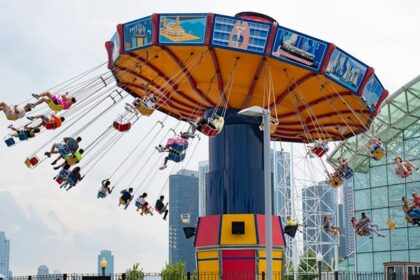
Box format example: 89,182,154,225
198,161,209,217
97,250,114,276
168,169,199,273
330,75,420,272
0,232,11,277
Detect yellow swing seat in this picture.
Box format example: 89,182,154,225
372,148,385,160
48,101,64,112
260,117,279,134
328,176,343,188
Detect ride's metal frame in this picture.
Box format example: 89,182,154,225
273,143,340,275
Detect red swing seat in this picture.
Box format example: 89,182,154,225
44,122,58,130
201,124,221,137
312,146,328,157
24,156,40,168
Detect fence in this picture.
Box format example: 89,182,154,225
1,272,420,280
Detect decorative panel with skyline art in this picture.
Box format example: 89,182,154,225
211,15,271,55
361,75,385,112
325,48,368,93
158,14,207,45
110,32,120,62
123,16,153,52
271,26,329,72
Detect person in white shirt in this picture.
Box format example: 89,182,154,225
97,179,113,199
0,102,33,121
135,192,148,212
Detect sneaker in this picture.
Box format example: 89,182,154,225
44,152,51,157
155,146,161,153
7,124,13,129
32,93,40,99
27,116,35,121
53,166,60,170
159,165,167,170
51,160,57,165
27,103,36,108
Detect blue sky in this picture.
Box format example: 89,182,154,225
0,0,419,275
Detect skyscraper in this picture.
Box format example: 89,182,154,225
271,150,291,221
97,250,114,276
342,179,355,256
198,161,209,217
169,169,199,273
0,232,11,277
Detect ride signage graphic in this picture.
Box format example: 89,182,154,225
123,16,153,52
211,14,271,54
361,75,384,112
271,27,329,72
158,14,207,45
325,48,368,93
110,32,120,62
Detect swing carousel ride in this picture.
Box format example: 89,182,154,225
2,11,394,277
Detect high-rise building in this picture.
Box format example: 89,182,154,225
198,161,209,217
343,179,355,256
0,232,11,277
97,250,114,276
330,76,420,272
37,265,49,276
169,169,199,273
272,150,292,221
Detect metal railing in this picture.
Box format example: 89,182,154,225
2,272,420,280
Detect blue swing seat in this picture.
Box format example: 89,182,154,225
172,142,188,153
344,170,354,179
4,137,15,147
18,131,30,141
168,151,186,163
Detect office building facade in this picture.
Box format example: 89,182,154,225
198,161,209,217
97,250,114,276
169,169,199,273
0,232,11,277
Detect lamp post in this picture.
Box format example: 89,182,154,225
316,252,323,280
238,106,272,280
100,257,108,277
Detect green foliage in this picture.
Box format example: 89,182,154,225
161,262,186,280
126,263,144,280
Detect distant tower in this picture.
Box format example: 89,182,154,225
343,64,353,81
97,250,114,276
169,169,199,272
0,232,12,277
198,161,209,217
37,265,49,276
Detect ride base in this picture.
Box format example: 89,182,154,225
194,214,285,280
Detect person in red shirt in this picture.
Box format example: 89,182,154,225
412,192,420,208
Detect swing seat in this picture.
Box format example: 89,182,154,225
201,124,221,137
168,151,186,163
312,146,328,157
24,156,39,168
180,213,191,224
135,100,155,116
284,225,298,238
113,121,132,132
56,170,70,183
328,176,343,188
372,148,385,160
4,137,15,147
6,115,19,121
270,118,279,134
259,117,279,134
172,142,188,153
397,171,410,178
344,170,354,179
48,101,64,112
18,131,30,141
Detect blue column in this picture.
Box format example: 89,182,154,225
205,108,265,215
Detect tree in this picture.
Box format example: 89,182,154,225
126,263,144,280
298,251,317,280
161,262,187,280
